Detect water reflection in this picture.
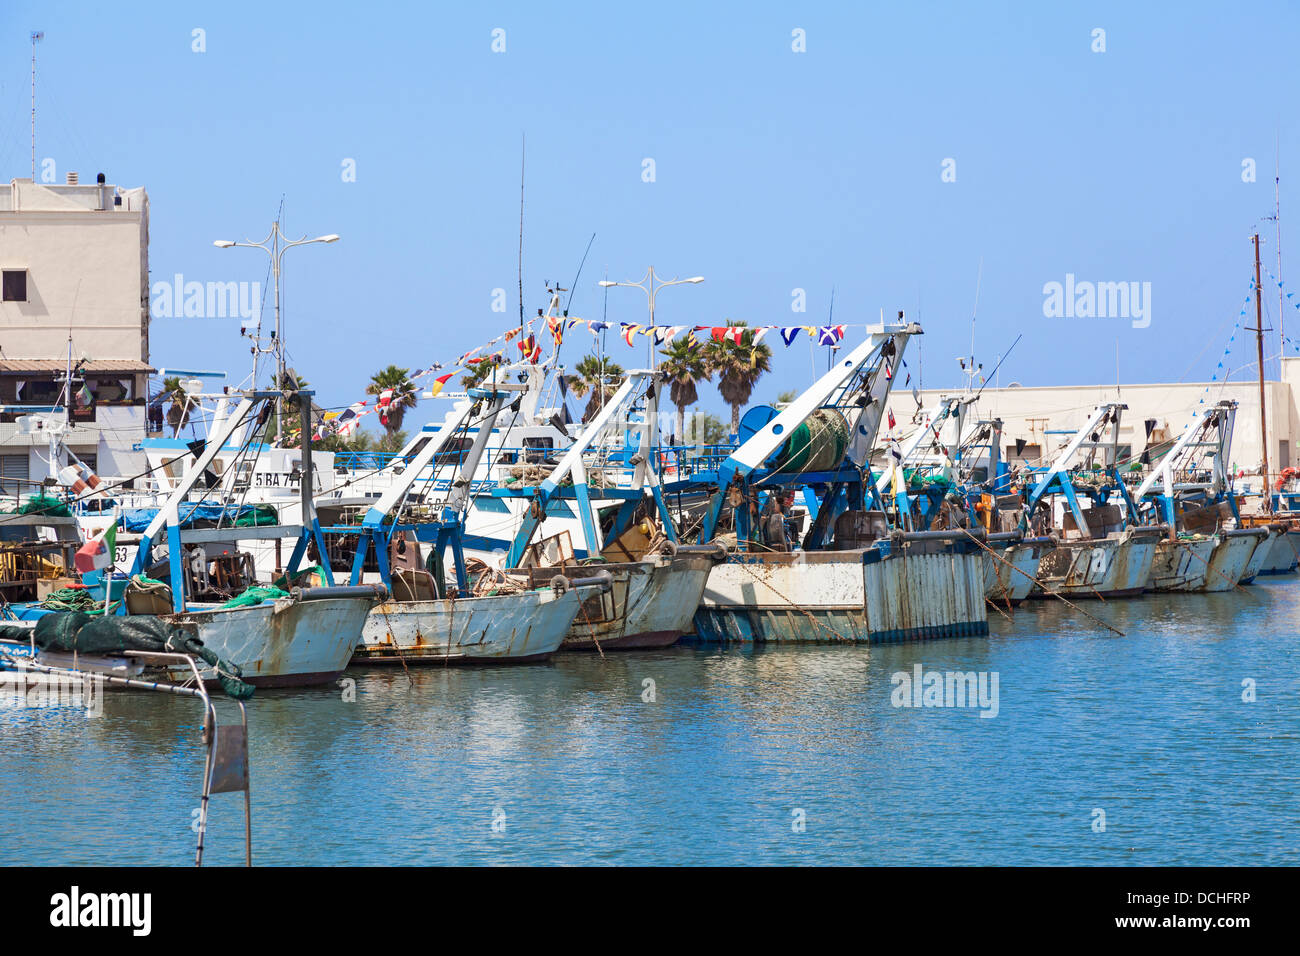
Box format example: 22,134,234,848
2,581,1298,865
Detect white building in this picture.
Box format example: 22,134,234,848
913,357,1300,492
0,174,152,501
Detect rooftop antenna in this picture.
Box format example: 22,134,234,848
30,31,43,179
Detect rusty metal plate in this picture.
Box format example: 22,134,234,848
209,724,249,794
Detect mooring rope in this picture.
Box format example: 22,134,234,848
958,529,1126,637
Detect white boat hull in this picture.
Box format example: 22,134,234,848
355,587,581,664
164,595,372,687
691,546,989,644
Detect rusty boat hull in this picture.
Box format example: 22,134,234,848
983,540,1052,606
536,552,718,651
1029,527,1161,599
1201,528,1268,592
689,543,989,644
1147,536,1216,592
354,586,584,665
164,594,373,687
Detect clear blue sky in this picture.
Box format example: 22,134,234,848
2,1,1297,430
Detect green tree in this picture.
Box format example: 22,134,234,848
660,336,712,441
461,356,503,391
366,365,418,438
567,354,625,423
377,429,409,454
315,428,375,453
776,390,796,406
705,321,773,435
683,410,727,446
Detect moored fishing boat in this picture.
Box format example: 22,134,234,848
1017,403,1162,599
496,368,726,650
1030,526,1162,599
509,545,722,650
329,364,614,665
357,577,596,664
117,388,380,687
694,534,988,643
679,318,988,644
983,534,1053,605
1130,401,1268,592
1147,535,1217,591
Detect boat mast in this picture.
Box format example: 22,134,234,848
1254,231,1271,513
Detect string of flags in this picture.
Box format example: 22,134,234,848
1264,265,1300,352
313,315,858,440
1178,278,1254,439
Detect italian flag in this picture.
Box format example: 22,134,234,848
74,522,116,574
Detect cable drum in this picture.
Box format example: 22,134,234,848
773,408,849,473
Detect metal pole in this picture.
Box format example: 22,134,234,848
301,390,312,525
1256,232,1271,512
274,226,284,443
647,266,656,368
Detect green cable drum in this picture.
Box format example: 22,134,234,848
774,408,849,473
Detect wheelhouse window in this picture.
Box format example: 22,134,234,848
2,270,27,302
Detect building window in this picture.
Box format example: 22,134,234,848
16,378,61,404
2,270,27,302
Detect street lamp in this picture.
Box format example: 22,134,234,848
598,267,703,366
214,223,339,441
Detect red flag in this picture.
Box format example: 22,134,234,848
887,408,896,430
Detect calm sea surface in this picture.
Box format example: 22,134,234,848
3,579,1298,866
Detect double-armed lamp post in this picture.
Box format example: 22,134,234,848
214,223,339,442
599,267,703,367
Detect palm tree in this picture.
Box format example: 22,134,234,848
461,356,503,391
659,336,711,441
366,365,418,438
705,321,773,435
567,354,625,423
161,376,191,437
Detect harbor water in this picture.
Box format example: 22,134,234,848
2,580,1297,866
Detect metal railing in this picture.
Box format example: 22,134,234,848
0,645,252,866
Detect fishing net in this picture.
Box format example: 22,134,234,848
0,624,31,643
14,494,72,518
220,586,289,609
29,611,254,699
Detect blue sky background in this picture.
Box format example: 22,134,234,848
1,1,1297,430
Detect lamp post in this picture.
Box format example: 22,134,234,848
599,267,703,367
214,224,339,443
